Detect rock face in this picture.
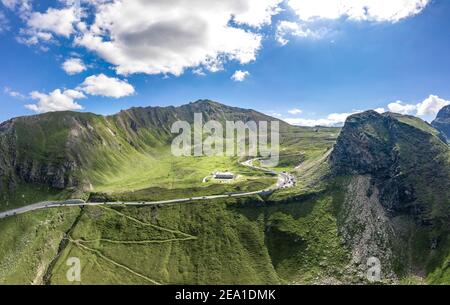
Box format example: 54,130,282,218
330,110,450,280
338,175,397,280
0,115,81,192
432,105,450,141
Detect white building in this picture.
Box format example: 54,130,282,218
213,172,235,180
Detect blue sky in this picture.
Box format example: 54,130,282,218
1,0,449,126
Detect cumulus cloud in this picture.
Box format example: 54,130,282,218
233,0,282,28
387,101,417,115
8,1,80,45
4,86,25,99
416,95,450,116
288,108,303,115
276,21,327,45
26,89,85,113
267,111,282,118
231,70,250,82
27,6,78,37
74,0,282,76
284,111,360,127
287,0,430,23
78,74,135,98
16,30,53,46
62,57,87,75
1,0,31,17
4,1,432,77
387,95,450,117
282,95,449,127
24,73,136,113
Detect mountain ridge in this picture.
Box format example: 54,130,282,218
432,104,450,141
0,100,294,204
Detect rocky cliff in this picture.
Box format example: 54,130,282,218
330,111,450,280
432,105,450,142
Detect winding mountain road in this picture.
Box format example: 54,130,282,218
0,159,295,220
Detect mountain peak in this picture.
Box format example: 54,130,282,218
189,99,220,106
436,104,450,119
432,105,450,141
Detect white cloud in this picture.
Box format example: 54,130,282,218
276,21,327,45
62,57,87,75
0,11,8,32
4,0,431,77
416,95,450,116
387,95,450,117
267,111,283,118
75,0,282,76
387,101,417,115
12,3,80,45
1,0,17,9
284,111,360,127
288,108,303,115
16,29,53,45
79,74,135,98
27,6,78,37
283,96,449,126
4,86,25,99
233,0,283,28
26,89,85,113
192,68,206,76
1,0,31,18
287,0,430,23
25,73,136,113
231,70,250,82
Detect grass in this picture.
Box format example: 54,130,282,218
260,195,351,283
427,252,450,284
49,197,280,284
45,187,352,285
0,207,80,284
89,148,273,193
0,183,70,212
83,124,340,201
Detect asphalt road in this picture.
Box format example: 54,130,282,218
0,159,295,220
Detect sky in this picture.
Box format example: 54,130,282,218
1,0,450,126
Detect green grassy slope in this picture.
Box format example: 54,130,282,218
0,206,80,284
45,191,350,285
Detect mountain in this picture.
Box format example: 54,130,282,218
330,111,450,282
0,100,344,285
0,100,289,204
432,105,450,141
0,101,449,285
